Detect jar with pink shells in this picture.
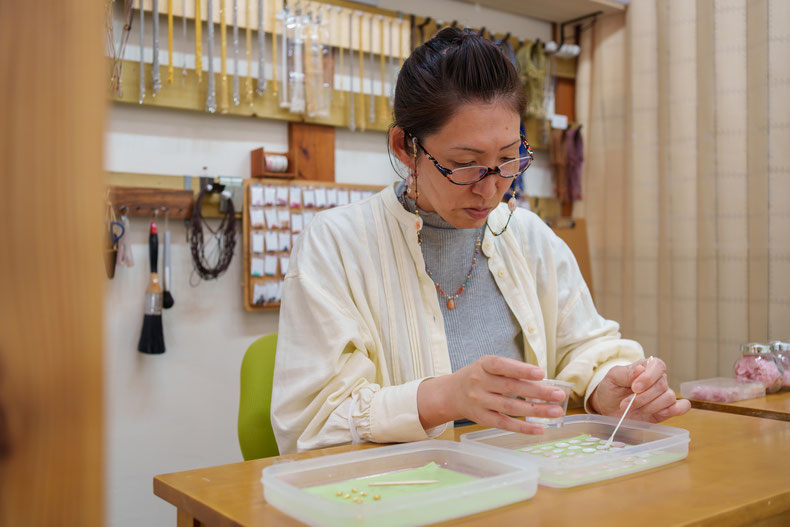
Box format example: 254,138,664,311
734,343,784,394
769,341,790,389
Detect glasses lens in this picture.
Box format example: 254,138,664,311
450,166,489,184
499,157,532,177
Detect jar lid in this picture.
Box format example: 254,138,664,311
770,341,790,353
741,342,771,355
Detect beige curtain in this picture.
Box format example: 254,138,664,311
575,0,790,387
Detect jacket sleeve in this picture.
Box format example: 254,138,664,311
271,216,444,454
543,228,645,411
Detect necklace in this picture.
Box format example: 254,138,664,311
421,226,483,310
399,183,484,310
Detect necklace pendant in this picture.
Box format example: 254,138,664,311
447,298,455,310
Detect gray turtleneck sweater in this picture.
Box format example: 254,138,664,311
396,181,523,372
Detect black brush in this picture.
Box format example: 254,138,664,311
137,221,166,354
162,230,175,309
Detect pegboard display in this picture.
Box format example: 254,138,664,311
243,178,384,311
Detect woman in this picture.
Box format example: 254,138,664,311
272,28,690,454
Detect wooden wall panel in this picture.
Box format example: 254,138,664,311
0,1,105,525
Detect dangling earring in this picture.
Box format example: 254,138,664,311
411,136,422,243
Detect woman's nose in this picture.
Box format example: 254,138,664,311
470,172,499,200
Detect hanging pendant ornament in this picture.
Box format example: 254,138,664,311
181,0,188,83
232,0,240,105
219,0,229,113
167,0,174,84
279,5,289,107
368,16,375,124
256,0,266,95
195,0,203,83
245,0,253,103
206,0,217,112
379,16,385,109
139,0,145,103
336,7,343,94
152,0,162,95
358,13,365,132
388,17,394,107
348,10,355,131
270,0,278,98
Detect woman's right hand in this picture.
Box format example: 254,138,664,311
417,355,569,435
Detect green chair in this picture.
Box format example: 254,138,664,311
238,333,280,460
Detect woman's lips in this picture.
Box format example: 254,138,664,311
464,207,492,220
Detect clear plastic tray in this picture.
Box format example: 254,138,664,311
460,415,689,488
680,376,766,403
261,440,539,527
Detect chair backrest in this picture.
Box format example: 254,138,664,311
238,333,280,460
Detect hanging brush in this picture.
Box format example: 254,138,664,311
162,220,175,309
137,221,166,354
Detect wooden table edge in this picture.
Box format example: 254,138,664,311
155,475,240,527
687,399,790,422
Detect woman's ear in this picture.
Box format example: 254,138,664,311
389,126,412,167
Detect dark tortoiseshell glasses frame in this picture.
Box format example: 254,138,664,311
415,134,535,185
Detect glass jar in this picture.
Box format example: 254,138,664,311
734,343,784,394
769,341,790,389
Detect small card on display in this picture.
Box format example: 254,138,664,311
303,211,315,227
265,230,279,252
280,256,290,274
251,232,265,253
264,186,276,206
275,185,289,206
291,213,304,234
250,186,264,206
303,189,316,208
326,188,338,207
264,207,278,229
250,209,265,228
337,189,350,206
289,187,302,208
278,231,291,252
277,208,290,230
264,255,278,276
315,187,327,208
251,257,264,277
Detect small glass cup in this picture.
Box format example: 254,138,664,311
524,379,573,428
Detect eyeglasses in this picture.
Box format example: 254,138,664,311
415,135,534,185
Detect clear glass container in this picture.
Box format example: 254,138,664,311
769,340,790,389
734,342,784,394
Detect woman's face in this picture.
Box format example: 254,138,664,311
393,100,521,230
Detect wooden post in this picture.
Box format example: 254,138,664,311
288,122,336,182
0,1,105,525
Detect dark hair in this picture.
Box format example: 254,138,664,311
393,27,525,143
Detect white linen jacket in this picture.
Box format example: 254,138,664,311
272,185,644,454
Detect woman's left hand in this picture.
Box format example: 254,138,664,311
589,357,691,422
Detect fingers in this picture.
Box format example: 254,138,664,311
633,387,676,416
477,409,547,436
480,355,545,381
483,392,565,420
653,398,691,422
624,373,669,411
631,356,667,393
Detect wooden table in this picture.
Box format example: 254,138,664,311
155,409,790,527
688,390,790,422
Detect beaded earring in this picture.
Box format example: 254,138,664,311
411,136,423,243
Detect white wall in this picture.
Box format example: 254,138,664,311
105,2,552,526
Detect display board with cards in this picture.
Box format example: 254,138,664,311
243,179,385,311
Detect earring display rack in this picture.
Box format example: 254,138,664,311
242,177,384,312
